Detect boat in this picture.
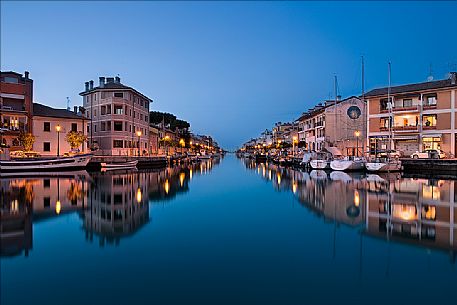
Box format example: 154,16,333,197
300,152,313,168
101,160,138,170
0,153,92,172
255,153,267,163
365,158,401,172
330,156,365,171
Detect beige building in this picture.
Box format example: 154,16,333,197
79,76,152,156
32,103,86,156
298,96,366,156
366,72,457,157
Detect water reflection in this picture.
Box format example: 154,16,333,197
244,159,457,261
0,158,220,256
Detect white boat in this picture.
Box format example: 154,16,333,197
101,160,138,170
365,159,401,172
330,157,365,171
0,153,92,172
198,154,212,160
310,159,329,170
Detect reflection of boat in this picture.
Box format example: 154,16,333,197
366,174,385,182
0,169,91,180
330,157,365,171
0,154,92,172
101,160,138,170
365,159,401,172
330,171,353,182
310,170,328,180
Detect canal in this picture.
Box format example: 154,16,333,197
1,155,456,304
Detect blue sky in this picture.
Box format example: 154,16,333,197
2,1,456,149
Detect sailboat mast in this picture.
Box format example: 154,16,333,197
361,56,365,157
334,75,338,147
388,62,392,153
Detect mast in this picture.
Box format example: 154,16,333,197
334,75,338,147
361,56,365,157
387,62,392,153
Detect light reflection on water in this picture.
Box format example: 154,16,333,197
244,158,457,258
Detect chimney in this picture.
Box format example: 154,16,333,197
74,106,78,113
85,82,89,91
24,71,29,79
106,77,114,83
89,80,94,90
99,77,105,88
451,72,457,85
115,76,120,83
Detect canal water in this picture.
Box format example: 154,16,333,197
1,155,456,304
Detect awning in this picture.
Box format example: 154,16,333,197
324,146,343,157
393,135,418,140
422,133,442,138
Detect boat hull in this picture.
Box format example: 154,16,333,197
0,154,92,172
330,160,365,171
310,160,329,169
365,161,401,172
101,160,138,170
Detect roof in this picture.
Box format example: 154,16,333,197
365,75,457,97
79,81,153,102
296,95,360,121
33,103,84,120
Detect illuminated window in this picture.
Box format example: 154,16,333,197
421,205,436,220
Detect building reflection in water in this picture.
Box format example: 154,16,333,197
0,158,220,256
244,159,456,262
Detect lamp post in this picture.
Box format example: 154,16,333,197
136,130,142,156
164,135,170,156
354,130,361,157
190,141,193,153
55,125,61,157
179,138,185,154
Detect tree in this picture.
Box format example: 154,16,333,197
65,131,87,150
18,132,35,151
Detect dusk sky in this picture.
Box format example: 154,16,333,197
2,1,456,149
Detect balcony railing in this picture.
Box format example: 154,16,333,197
380,105,420,113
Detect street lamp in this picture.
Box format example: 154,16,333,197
292,136,298,158
354,130,361,157
136,130,142,156
55,125,61,157
179,138,185,154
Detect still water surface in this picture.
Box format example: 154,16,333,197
1,155,456,304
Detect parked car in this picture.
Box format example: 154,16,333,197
376,149,402,158
410,149,446,159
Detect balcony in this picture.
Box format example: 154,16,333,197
380,105,420,113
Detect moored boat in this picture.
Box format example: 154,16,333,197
100,160,138,170
330,156,365,171
310,159,329,170
0,153,92,172
365,159,401,172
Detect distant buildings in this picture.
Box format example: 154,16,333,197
79,76,152,156
366,72,457,157
0,71,33,148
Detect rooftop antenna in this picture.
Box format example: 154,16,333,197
66,97,70,111
427,63,433,81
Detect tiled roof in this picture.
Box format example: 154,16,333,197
365,76,456,97
33,103,84,119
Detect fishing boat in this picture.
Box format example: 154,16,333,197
330,156,365,171
100,160,138,170
0,153,92,172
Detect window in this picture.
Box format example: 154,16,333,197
423,114,437,127
94,109,97,117
71,123,77,132
43,122,51,132
140,100,144,107
3,76,18,83
114,92,123,98
380,98,391,111
101,92,106,99
403,99,413,107
94,124,97,132
114,105,123,115
114,121,123,131
101,122,106,131
101,106,106,115
106,105,111,114
425,94,437,106
43,142,51,152
44,197,51,208
113,140,123,148
107,121,111,131
43,179,50,188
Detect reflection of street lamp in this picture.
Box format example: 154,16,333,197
354,130,361,157
164,135,170,156
136,130,142,156
55,125,61,156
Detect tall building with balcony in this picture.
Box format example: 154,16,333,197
0,71,33,149
366,72,457,157
79,76,152,156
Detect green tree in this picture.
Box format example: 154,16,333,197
18,132,35,151
65,131,87,149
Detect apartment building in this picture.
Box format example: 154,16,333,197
80,76,152,156
297,96,366,156
32,103,86,156
366,72,457,157
0,71,33,149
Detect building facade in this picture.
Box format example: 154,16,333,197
0,71,33,149
366,72,457,157
80,76,152,156
32,103,86,156
298,96,366,156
